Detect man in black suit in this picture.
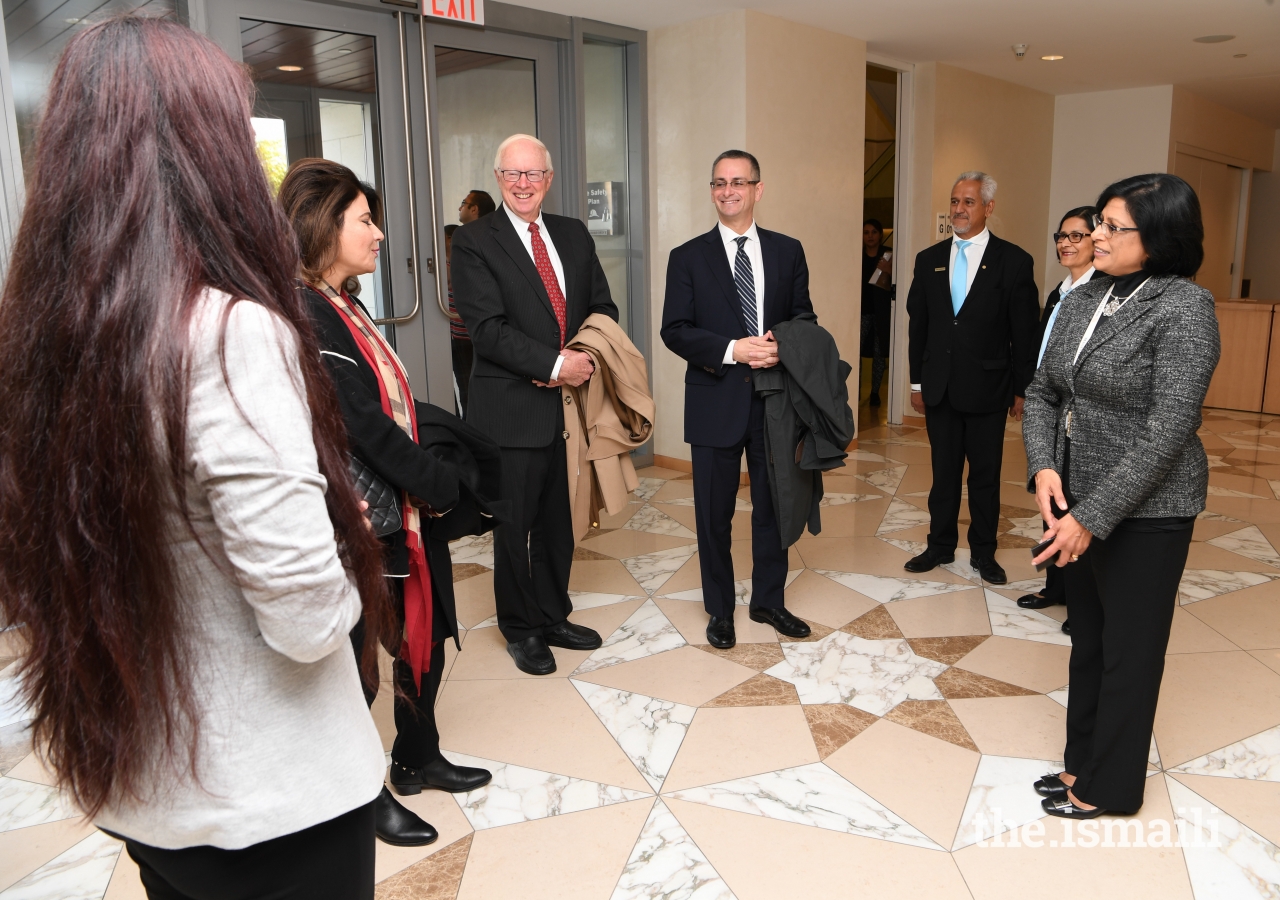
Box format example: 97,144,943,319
452,134,619,675
660,150,814,649
905,171,1040,584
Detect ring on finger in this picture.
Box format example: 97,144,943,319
1070,554,1080,561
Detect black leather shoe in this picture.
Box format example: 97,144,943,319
1034,773,1070,797
869,392,881,407
970,556,1008,584
1062,619,1071,635
507,635,556,675
543,620,602,651
375,786,438,846
904,546,955,573
1017,591,1061,609
1042,794,1111,819
749,606,811,639
706,616,736,649
390,758,492,795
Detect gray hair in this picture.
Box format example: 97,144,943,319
494,133,554,173
954,171,997,203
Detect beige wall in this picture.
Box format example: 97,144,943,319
1245,133,1280,300
1170,87,1276,172
647,11,865,462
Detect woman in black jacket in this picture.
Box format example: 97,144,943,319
860,219,893,407
279,159,491,847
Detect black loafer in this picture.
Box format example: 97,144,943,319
1062,619,1071,635
374,786,438,846
390,757,492,795
543,620,603,651
749,606,811,639
1017,592,1060,609
1034,773,1070,797
904,547,955,573
507,635,556,675
970,556,1008,584
1042,794,1110,819
706,616,736,649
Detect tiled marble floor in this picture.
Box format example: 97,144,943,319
5,407,1280,898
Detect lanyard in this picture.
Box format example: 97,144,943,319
1073,276,1151,365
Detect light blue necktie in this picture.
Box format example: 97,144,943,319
950,239,972,315
1037,303,1061,367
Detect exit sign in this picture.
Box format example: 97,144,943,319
423,0,483,25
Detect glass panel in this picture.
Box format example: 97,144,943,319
4,0,175,172
240,19,388,320
582,39,630,334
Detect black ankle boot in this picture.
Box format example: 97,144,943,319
374,786,437,846
389,757,492,795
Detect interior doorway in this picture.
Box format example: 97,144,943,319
859,64,898,430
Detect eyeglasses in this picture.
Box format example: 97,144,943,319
498,169,549,183
1054,231,1090,244
1091,217,1139,237
710,179,760,190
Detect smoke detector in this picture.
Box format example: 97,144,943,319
1012,44,1028,59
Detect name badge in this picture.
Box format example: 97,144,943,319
934,267,946,272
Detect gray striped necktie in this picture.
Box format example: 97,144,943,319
733,235,758,335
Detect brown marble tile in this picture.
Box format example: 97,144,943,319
933,667,1038,699
839,606,904,640
803,704,879,758
884,700,979,752
703,672,800,707
906,635,989,665
693,642,785,671
997,532,1040,549
452,563,489,583
375,834,471,900
573,544,614,561
1000,503,1038,520
778,617,835,643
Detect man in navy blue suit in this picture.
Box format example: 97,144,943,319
660,150,814,650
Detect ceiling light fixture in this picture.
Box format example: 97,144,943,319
277,65,303,72
1041,55,1064,61
338,48,354,55
1192,34,1235,43
64,17,81,24
1012,43,1028,59
1234,53,1248,58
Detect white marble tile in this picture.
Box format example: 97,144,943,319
812,570,972,604
621,546,700,596
611,799,737,900
660,497,752,511
951,755,1060,850
1218,436,1280,453
818,493,881,507
878,537,925,556
624,505,696,538
1207,485,1269,499
1270,481,1280,502
666,762,941,850
855,465,907,494
1208,526,1280,569
574,600,687,675
1165,775,1280,900
661,570,802,607
1170,724,1280,782
448,531,494,568
1198,510,1245,523
0,829,121,900
469,592,643,630
1150,734,1162,770
875,499,933,535
1004,577,1048,593
442,751,650,831
0,671,31,730
1047,687,1069,708
1003,514,1045,542
939,549,985,586
0,777,81,834
849,450,889,463
571,682,695,792
1178,569,1278,605
985,589,1071,646
903,487,966,500
632,478,666,502
860,437,932,448
764,631,947,716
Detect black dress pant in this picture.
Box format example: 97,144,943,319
923,392,1007,559
1063,521,1192,812
493,440,574,642
692,393,788,619
125,801,375,900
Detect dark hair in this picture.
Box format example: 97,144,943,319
1095,174,1203,277
467,190,496,217
0,15,392,817
444,223,459,237
864,218,884,233
1058,206,1097,232
278,159,375,285
711,149,761,181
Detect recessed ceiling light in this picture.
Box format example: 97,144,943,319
1041,55,1064,61
337,48,353,55
1234,53,1248,58
1193,34,1235,43
277,65,303,72
64,17,81,24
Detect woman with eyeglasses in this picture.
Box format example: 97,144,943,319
1016,206,1097,623
1023,174,1219,819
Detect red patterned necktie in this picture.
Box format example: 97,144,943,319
528,222,567,348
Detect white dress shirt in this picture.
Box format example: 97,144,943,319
718,220,766,365
503,204,568,381
911,226,991,391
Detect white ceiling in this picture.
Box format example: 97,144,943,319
512,0,1280,127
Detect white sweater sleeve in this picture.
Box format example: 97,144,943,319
187,298,362,664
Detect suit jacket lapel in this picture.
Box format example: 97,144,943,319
701,228,749,334
1072,275,1174,371
760,229,779,327
492,206,558,325
956,237,999,317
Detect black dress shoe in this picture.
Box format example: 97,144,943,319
390,757,492,795
1042,794,1111,819
970,556,1008,584
1034,773,1070,797
375,786,438,846
1062,619,1071,635
749,606,811,639
904,547,955,574
869,392,881,407
543,620,602,651
706,616,736,649
507,635,556,675
1017,591,1061,610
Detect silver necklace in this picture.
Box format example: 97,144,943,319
1102,277,1150,316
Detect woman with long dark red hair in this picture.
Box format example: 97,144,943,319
0,15,394,899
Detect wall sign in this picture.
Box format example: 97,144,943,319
587,182,624,236
422,0,483,26
935,212,953,242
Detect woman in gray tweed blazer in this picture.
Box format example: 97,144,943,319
1022,173,1220,818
